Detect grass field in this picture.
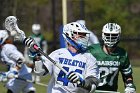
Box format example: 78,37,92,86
0,66,139,93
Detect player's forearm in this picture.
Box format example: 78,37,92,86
122,74,136,89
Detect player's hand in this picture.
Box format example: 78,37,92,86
67,71,84,86
125,83,136,93
24,37,37,52
125,87,136,93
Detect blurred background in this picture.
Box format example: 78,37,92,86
0,0,140,60
0,0,140,92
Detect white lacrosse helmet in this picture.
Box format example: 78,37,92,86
32,24,41,35
63,22,90,52
102,23,121,47
0,30,9,45
76,20,86,25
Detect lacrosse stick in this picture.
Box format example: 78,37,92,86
4,16,77,83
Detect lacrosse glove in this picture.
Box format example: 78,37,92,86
67,71,84,86
125,83,136,93
67,71,98,93
24,37,37,52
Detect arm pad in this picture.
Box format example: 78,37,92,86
82,76,100,92
34,60,49,76
122,74,136,89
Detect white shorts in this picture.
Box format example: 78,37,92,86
6,78,36,93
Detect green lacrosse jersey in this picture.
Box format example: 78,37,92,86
88,44,133,91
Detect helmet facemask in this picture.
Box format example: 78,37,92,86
63,22,90,52
102,33,120,47
71,31,90,50
102,23,121,48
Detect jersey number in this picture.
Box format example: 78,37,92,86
99,67,118,86
57,66,82,86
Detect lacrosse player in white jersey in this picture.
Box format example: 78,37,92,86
24,22,100,93
0,30,35,93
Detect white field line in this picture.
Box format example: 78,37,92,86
35,82,48,87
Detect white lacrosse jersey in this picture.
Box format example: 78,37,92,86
42,48,99,93
1,44,32,80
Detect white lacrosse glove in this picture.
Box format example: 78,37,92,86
125,87,136,93
67,71,84,85
125,83,136,93
0,73,7,82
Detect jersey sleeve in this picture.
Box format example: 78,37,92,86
120,52,132,76
4,45,24,62
85,53,99,79
120,52,136,89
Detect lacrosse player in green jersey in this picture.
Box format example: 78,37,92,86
24,24,48,83
88,23,136,93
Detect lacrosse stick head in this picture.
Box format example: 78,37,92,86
5,16,26,41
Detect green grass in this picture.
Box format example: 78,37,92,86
0,67,139,93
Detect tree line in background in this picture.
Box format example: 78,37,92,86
0,0,140,59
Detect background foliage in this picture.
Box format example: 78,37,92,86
0,0,140,60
